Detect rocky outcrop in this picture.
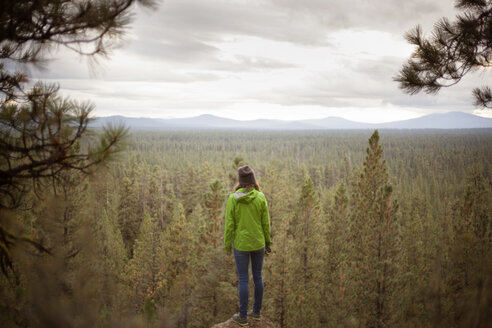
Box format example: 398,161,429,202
211,316,278,328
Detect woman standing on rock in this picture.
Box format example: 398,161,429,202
224,165,271,326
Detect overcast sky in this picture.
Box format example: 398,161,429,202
33,0,492,123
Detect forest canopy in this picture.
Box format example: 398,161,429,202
1,129,491,327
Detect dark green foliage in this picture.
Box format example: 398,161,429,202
445,164,492,327
349,131,399,327
288,177,324,327
260,164,294,328
0,0,158,325
0,0,157,65
2,3,492,326
186,179,237,327
0,0,155,278
204,180,226,248
1,129,492,327
143,296,157,324
322,182,352,326
118,176,143,255
396,0,492,108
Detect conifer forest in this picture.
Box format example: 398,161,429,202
2,0,492,327
1,128,491,327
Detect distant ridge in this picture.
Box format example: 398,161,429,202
375,111,492,129
91,112,492,130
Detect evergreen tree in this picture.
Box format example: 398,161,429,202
181,167,200,217
0,0,156,275
118,176,143,256
147,165,167,228
126,213,166,316
89,188,131,326
204,180,225,248
447,164,492,327
288,177,324,327
323,182,353,326
261,164,294,328
350,130,399,327
397,195,441,327
164,203,199,327
0,162,130,326
188,180,236,327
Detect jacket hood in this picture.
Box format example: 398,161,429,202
233,188,258,203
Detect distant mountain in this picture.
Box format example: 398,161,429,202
377,111,492,129
91,112,492,130
91,116,171,129
301,116,374,129
163,114,241,128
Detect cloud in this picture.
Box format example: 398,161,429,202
269,0,456,31
132,0,457,48
27,0,491,122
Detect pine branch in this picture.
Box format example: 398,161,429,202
395,2,492,108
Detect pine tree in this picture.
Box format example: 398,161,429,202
397,195,441,326
126,213,166,316
349,130,399,327
447,164,492,327
147,165,167,229
163,202,197,326
118,176,143,256
261,164,294,327
204,180,225,248
92,203,131,325
288,177,325,327
188,180,236,327
1,163,130,326
323,182,352,326
0,0,156,274
181,167,201,217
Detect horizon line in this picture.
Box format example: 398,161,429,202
92,110,488,125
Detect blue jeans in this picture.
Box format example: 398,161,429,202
233,247,265,317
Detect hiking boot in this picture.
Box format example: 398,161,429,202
232,313,248,326
247,311,261,320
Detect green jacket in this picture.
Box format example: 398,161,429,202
224,188,271,253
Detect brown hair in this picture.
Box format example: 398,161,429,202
233,181,261,192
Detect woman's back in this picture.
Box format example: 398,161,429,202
225,188,270,252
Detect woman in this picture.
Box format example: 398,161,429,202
224,165,271,326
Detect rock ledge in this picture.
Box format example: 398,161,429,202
211,316,278,328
